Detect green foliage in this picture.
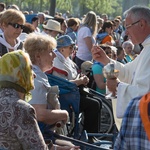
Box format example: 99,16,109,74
0,0,121,16
56,0,72,14
77,0,122,18
2,0,123,17
2,0,149,19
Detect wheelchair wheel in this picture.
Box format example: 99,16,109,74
100,99,114,133
92,95,114,133
85,74,115,133
86,88,114,134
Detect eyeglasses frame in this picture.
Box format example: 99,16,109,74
125,20,140,29
8,23,24,29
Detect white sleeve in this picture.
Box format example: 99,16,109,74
111,50,150,118
29,78,48,105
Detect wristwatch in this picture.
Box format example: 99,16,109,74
117,82,120,87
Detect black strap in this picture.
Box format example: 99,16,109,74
0,43,7,56
0,41,23,57
17,41,23,49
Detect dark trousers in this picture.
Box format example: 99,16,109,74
79,93,101,133
74,56,85,70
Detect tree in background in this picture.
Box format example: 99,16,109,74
49,0,56,16
56,0,122,18
78,0,122,18
2,0,150,19
122,0,149,13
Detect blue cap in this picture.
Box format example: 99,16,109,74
57,35,75,48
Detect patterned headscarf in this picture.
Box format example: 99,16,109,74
0,50,34,94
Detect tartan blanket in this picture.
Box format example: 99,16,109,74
114,95,150,150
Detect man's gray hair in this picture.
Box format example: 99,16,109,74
124,5,150,25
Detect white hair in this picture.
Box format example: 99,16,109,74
122,40,134,50
124,5,150,25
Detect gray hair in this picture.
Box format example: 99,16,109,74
122,41,134,50
124,5,150,25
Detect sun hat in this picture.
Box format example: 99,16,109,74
57,35,75,48
43,19,64,33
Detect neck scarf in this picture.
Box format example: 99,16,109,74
0,33,21,50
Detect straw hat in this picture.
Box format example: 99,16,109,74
43,19,64,33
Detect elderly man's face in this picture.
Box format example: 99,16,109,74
125,15,142,45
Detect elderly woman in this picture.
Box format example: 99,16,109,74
52,35,101,143
24,33,79,149
0,9,25,56
0,50,51,149
122,40,135,62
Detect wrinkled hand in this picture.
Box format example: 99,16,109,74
80,75,89,86
91,45,110,65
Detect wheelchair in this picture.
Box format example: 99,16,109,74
81,62,116,134
45,72,116,149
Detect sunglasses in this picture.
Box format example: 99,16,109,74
64,45,75,50
8,23,24,29
69,45,76,50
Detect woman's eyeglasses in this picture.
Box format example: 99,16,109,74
70,45,76,51
8,23,24,29
65,45,75,50
106,51,112,55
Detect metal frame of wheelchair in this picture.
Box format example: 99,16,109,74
46,73,117,149
53,132,113,150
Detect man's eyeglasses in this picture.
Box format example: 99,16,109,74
8,23,24,29
125,20,140,29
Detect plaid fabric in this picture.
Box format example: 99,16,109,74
114,96,150,150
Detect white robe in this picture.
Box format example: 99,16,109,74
111,36,150,118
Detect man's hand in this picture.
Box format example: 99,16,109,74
107,78,120,95
91,45,110,65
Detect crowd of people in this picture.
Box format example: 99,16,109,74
0,2,150,150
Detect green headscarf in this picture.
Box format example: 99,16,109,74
0,50,34,95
